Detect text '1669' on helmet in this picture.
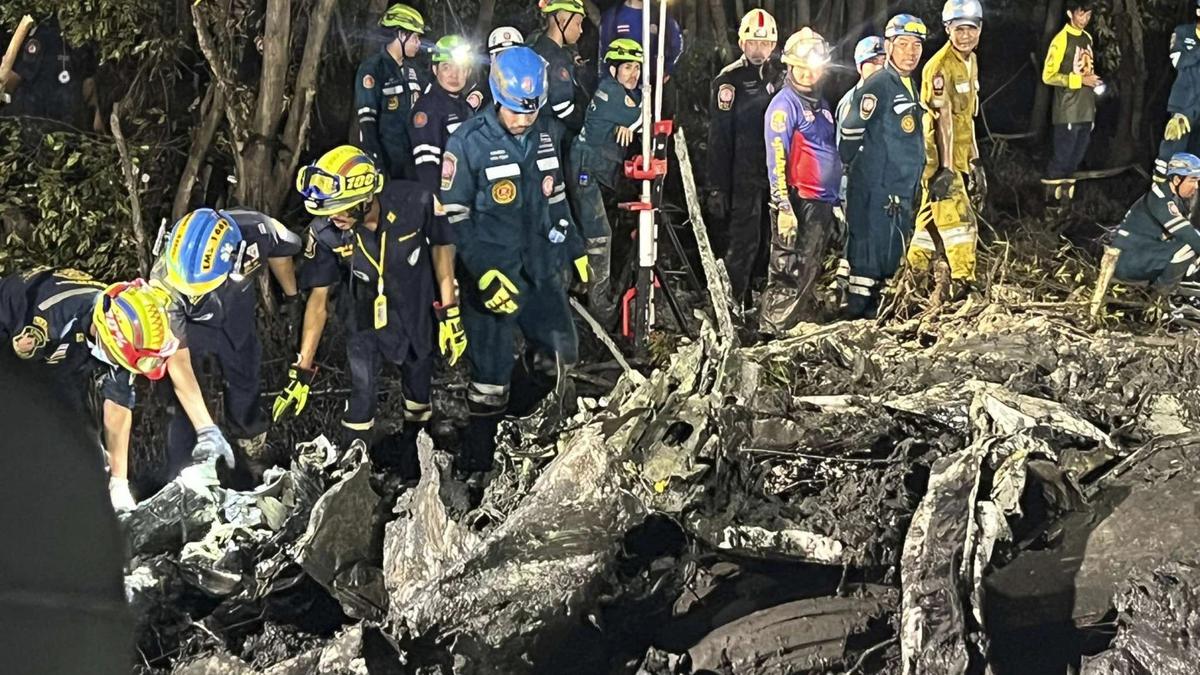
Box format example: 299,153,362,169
295,146,385,216
489,46,548,113
92,279,179,380
158,208,244,297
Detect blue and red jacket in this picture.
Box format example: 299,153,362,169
598,2,684,78
764,84,842,208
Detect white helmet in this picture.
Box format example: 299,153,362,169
738,9,778,43
942,0,983,27
487,26,525,55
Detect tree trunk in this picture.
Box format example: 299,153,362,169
1030,0,1065,139
797,0,811,26
846,0,869,52
733,0,745,26
173,85,226,220
1109,0,1145,165
476,0,497,38
241,0,292,211
763,0,776,18
708,0,728,61
873,0,889,31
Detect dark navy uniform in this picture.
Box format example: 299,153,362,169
707,56,785,300
1113,183,1200,287
159,210,302,477
441,108,582,471
531,35,589,136
839,65,925,318
354,49,429,180
1157,25,1200,177
0,268,135,414
408,84,475,193
299,180,453,437
0,18,96,131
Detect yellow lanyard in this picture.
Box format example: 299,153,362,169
355,230,389,329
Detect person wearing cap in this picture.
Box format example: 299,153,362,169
1155,1,1200,182
151,208,303,480
761,28,841,332
909,0,985,288
1041,1,1102,208
409,35,478,193
531,0,590,138
440,46,586,485
0,270,194,511
1111,153,1200,291
354,3,430,180
707,9,784,307
277,146,459,477
839,14,928,320
567,38,645,324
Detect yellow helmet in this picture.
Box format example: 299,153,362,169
92,279,180,380
781,28,831,68
295,145,385,216
738,9,778,43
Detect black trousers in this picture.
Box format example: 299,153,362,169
760,197,836,333
722,185,770,303
1047,123,1093,180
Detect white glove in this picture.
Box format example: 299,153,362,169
109,477,136,512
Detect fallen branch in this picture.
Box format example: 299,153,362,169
110,101,150,277
570,296,636,377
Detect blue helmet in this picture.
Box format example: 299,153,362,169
853,36,885,68
885,14,929,41
158,208,244,297
1167,153,1200,178
489,46,548,113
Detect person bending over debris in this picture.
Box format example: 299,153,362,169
1041,0,1101,209
761,28,842,333
708,8,784,307
0,270,188,512
152,208,302,480
276,145,460,477
409,35,477,193
441,46,585,485
1155,0,1200,182
353,3,429,180
567,37,644,325
1110,153,1200,295
839,15,928,320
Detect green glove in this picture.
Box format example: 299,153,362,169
436,303,467,366
272,361,318,421
479,270,519,314
573,255,591,285
1166,113,1192,142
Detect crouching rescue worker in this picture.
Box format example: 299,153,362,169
839,15,928,319
275,145,461,476
910,0,985,287
153,208,303,479
410,34,477,192
761,28,841,333
0,270,181,511
1111,153,1200,291
708,8,783,306
567,38,644,324
441,46,586,483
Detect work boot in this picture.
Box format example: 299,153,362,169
458,414,500,474
109,477,136,513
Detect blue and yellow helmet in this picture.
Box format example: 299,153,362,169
157,208,244,297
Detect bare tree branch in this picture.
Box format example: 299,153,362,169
111,101,150,278
173,85,226,220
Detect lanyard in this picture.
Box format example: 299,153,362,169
354,230,387,297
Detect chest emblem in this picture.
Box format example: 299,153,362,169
492,179,517,205
900,114,916,134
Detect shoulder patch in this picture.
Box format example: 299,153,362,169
717,84,736,111
440,152,458,191
362,74,375,89
860,94,877,120
932,73,945,96
413,111,428,128
466,90,484,110
1169,200,1183,218
770,109,787,133
625,95,637,108
558,66,571,82
304,228,318,259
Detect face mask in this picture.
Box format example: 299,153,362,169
89,338,117,368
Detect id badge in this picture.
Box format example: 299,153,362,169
374,294,388,329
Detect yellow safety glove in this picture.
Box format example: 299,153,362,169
776,209,799,246
479,269,519,314
436,302,467,366
272,360,318,421
1166,113,1192,142
573,255,591,285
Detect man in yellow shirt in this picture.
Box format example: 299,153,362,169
909,0,984,286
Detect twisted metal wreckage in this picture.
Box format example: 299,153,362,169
128,136,1200,674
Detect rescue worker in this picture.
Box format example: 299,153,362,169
0,15,102,132
0,270,190,511
276,146,460,476
762,28,841,332
410,35,477,193
836,37,886,144
1041,0,1102,207
909,0,985,285
599,0,684,81
440,46,587,482
567,38,644,323
839,15,928,319
531,0,590,137
1155,0,1200,181
466,26,527,113
1112,153,1200,289
354,3,429,180
152,208,303,479
707,8,783,305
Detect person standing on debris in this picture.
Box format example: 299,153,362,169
440,46,586,484
599,0,684,82
761,28,841,332
1041,0,1102,209
277,146,461,477
1110,153,1200,292
0,270,192,511
409,35,477,193
909,0,986,289
1155,0,1200,182
707,9,783,307
152,208,303,480
839,15,928,320
567,38,644,325
531,0,590,139
354,3,429,180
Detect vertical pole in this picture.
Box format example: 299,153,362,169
634,0,656,354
